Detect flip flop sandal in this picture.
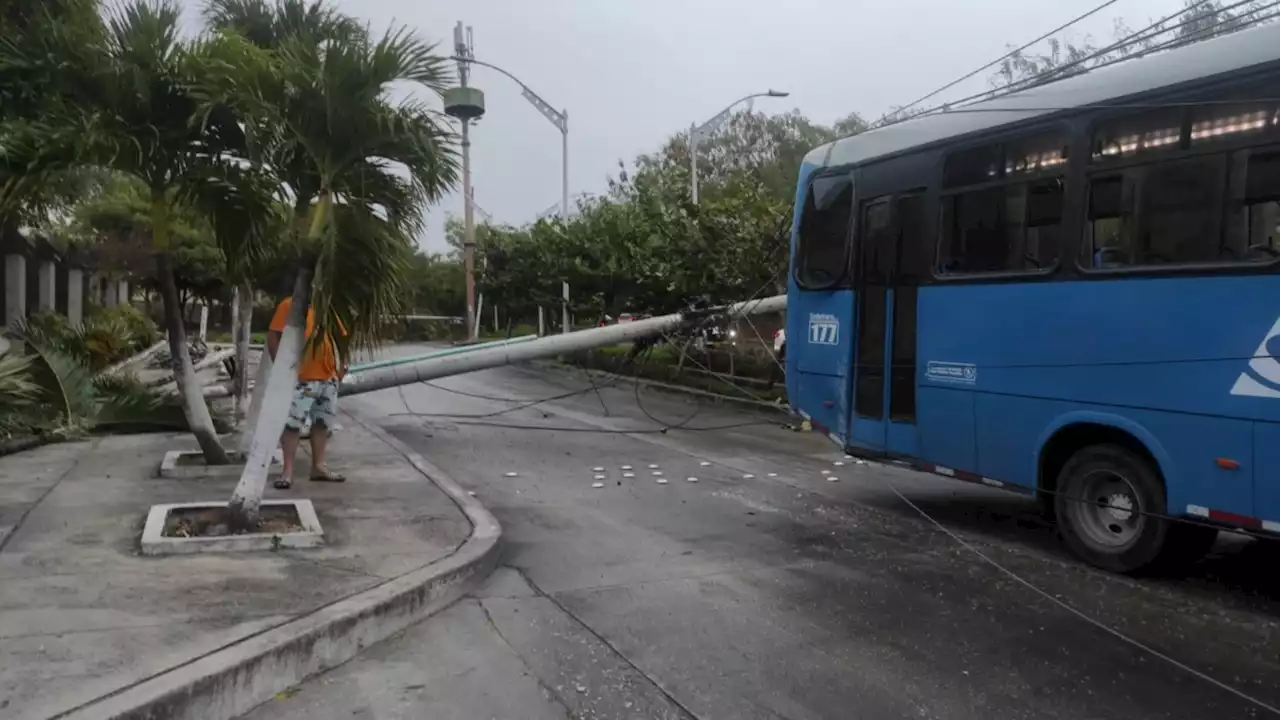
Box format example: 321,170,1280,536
310,470,346,483
273,477,293,489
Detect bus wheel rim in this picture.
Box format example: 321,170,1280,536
1067,469,1145,551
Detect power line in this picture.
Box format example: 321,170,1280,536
870,0,1258,134
1035,1,1280,93
976,0,1226,101
880,0,1126,124
885,482,1280,716
972,0,1279,107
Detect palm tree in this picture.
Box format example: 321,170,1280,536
206,0,459,527
0,1,108,268
1,0,276,463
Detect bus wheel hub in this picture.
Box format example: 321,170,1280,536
1103,493,1134,522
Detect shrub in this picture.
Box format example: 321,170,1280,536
89,303,160,351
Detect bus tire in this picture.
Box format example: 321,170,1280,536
1054,444,1171,574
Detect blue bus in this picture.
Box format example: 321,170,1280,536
786,22,1280,573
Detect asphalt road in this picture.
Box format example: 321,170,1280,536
243,353,1280,720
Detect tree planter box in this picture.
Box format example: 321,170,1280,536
159,448,283,479
140,499,324,556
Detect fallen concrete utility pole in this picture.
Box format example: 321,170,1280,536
198,334,542,399
340,294,785,397
348,334,537,373
99,340,167,378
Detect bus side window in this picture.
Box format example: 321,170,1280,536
1085,176,1129,268
938,133,1066,275
1224,148,1280,262
1084,156,1226,268
795,174,854,288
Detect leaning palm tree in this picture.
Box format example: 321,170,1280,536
1,0,276,463
208,0,459,527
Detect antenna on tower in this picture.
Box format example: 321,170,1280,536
453,22,474,86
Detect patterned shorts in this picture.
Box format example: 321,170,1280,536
286,379,339,431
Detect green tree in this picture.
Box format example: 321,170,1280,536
1,0,275,464
0,0,107,228
406,251,465,316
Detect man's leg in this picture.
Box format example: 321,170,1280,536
308,380,344,482
277,382,314,488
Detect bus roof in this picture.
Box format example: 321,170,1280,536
809,21,1280,170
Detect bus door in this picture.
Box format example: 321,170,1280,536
849,193,925,456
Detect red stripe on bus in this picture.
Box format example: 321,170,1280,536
1207,509,1261,529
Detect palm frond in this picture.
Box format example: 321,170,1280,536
369,25,454,94
310,200,413,358
178,161,283,281
9,320,101,423
203,0,364,50
0,352,39,409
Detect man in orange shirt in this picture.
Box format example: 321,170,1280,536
267,297,348,489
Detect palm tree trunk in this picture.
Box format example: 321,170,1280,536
156,252,230,464
227,263,313,529
228,189,331,529
238,335,272,455
231,283,252,422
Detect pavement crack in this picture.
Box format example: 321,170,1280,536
0,438,98,555
474,597,575,720
508,567,704,720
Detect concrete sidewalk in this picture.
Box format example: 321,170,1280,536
0,408,499,720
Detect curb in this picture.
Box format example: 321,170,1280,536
56,410,501,720
526,360,790,415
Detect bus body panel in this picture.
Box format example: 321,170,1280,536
915,277,1280,419
915,386,977,472
1252,423,1280,525
908,277,1276,519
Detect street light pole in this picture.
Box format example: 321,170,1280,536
561,109,569,219
444,23,486,340
461,122,476,338
688,89,789,205
450,55,568,218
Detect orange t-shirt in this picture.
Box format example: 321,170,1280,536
269,298,347,382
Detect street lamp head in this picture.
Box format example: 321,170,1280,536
766,89,789,98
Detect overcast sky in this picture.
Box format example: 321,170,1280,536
188,1,1191,251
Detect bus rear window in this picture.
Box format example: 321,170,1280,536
795,174,853,288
